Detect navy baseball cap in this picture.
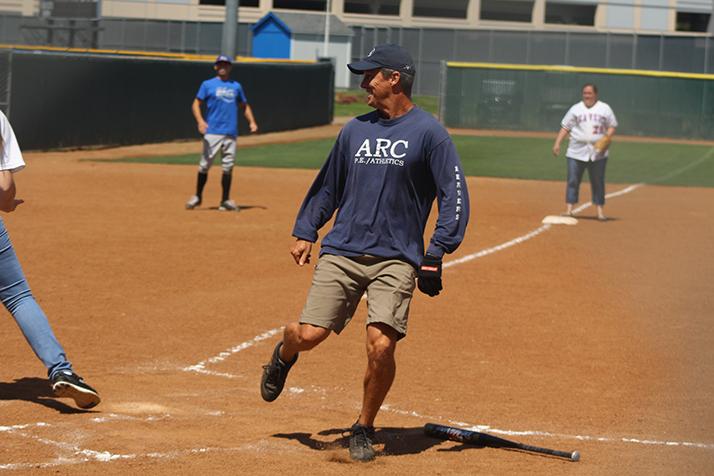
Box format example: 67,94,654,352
215,55,233,64
348,44,415,75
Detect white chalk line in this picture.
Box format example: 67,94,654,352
0,443,245,471
380,405,714,451
182,327,283,378
446,144,711,268
7,152,709,471
0,412,248,470
171,155,714,454
0,414,146,470
180,146,714,377
269,386,714,452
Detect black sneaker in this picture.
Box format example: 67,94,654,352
50,370,101,409
349,423,376,462
260,342,297,402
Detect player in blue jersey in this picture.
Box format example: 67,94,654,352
260,44,470,462
186,55,258,211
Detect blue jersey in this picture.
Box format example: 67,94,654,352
196,77,248,136
292,107,470,268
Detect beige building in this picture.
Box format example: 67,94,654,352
1,0,712,34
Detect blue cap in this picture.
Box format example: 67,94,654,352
215,55,233,64
347,44,415,75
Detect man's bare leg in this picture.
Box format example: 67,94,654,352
261,322,330,402
280,322,330,362
358,322,398,427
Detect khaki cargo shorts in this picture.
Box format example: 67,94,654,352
300,254,417,339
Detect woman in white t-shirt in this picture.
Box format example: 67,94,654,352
0,110,100,409
552,84,618,221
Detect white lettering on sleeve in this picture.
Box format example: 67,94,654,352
454,164,463,221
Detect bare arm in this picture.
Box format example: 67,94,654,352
241,103,258,133
552,127,570,157
606,126,616,139
192,98,208,135
0,170,23,213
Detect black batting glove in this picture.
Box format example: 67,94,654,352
417,254,443,297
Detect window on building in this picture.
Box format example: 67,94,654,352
413,0,468,19
676,12,711,32
51,1,99,18
545,2,596,26
199,0,259,6
480,0,534,22
273,0,326,11
344,0,399,15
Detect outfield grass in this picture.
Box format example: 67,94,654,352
334,89,438,117
101,136,714,188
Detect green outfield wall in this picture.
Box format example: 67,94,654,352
0,48,333,150
441,63,714,140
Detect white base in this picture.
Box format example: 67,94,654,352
542,215,578,225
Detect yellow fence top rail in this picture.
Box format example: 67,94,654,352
0,44,315,64
446,61,714,81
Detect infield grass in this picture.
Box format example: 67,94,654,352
334,90,438,117
99,136,714,188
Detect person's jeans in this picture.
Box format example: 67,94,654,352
566,157,608,206
0,218,71,378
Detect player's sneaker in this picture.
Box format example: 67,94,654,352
260,342,297,402
50,370,101,409
186,195,201,210
349,423,376,462
219,199,239,211
218,200,240,212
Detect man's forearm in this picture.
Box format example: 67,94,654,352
243,104,256,125
191,100,205,125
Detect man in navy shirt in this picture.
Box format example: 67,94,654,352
260,44,470,462
186,55,258,211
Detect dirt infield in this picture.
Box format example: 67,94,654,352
1,133,713,474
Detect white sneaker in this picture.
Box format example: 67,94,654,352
186,195,201,210
219,199,239,211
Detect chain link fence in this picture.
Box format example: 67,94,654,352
2,12,713,97
0,14,254,56
350,26,714,95
441,63,714,140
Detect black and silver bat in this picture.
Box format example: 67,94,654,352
424,423,580,462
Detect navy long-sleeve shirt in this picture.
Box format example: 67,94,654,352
292,106,470,268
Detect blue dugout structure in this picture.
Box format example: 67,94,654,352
251,12,291,59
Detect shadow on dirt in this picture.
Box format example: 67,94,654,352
274,426,575,462
273,426,463,457
192,205,268,212
576,215,619,222
0,377,95,414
